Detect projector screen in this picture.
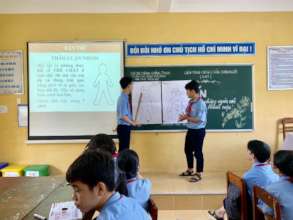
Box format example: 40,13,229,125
28,41,124,140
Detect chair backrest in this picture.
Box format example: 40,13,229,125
280,117,293,140
148,198,158,220
252,185,281,220
226,171,248,220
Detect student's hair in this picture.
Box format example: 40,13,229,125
185,80,200,93
247,140,271,163
117,149,139,180
85,133,116,154
120,76,133,89
115,172,129,196
66,149,115,191
273,150,293,177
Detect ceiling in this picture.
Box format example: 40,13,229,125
0,0,293,13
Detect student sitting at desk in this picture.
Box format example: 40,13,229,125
84,133,128,196
118,149,152,210
66,150,151,220
261,150,293,220
85,133,117,156
208,140,279,220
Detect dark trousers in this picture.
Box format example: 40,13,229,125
117,125,131,152
184,128,206,172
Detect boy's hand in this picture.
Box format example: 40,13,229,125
132,120,141,127
178,113,188,121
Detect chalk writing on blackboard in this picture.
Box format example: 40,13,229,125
221,96,250,128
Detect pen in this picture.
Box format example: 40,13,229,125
33,213,47,220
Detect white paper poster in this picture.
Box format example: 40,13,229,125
268,46,293,90
162,80,189,124
0,50,23,94
132,81,162,124
18,104,28,127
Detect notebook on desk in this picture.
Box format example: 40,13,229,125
48,201,82,220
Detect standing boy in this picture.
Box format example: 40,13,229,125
179,80,207,182
116,76,138,152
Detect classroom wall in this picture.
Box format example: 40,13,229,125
0,13,292,174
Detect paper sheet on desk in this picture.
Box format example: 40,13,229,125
48,201,82,220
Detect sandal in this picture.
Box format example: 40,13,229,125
207,210,224,220
189,173,202,182
179,170,195,176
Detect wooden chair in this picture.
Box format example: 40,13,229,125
148,197,158,220
252,185,281,220
280,117,293,140
226,171,248,220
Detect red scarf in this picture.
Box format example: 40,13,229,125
112,152,119,158
186,97,201,116
127,177,138,184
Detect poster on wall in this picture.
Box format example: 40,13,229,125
162,80,189,124
132,81,162,124
268,46,293,90
0,50,23,94
18,104,28,127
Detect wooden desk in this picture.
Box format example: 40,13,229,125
0,176,64,219
23,180,73,219
0,176,220,220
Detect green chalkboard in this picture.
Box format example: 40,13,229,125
125,65,254,131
